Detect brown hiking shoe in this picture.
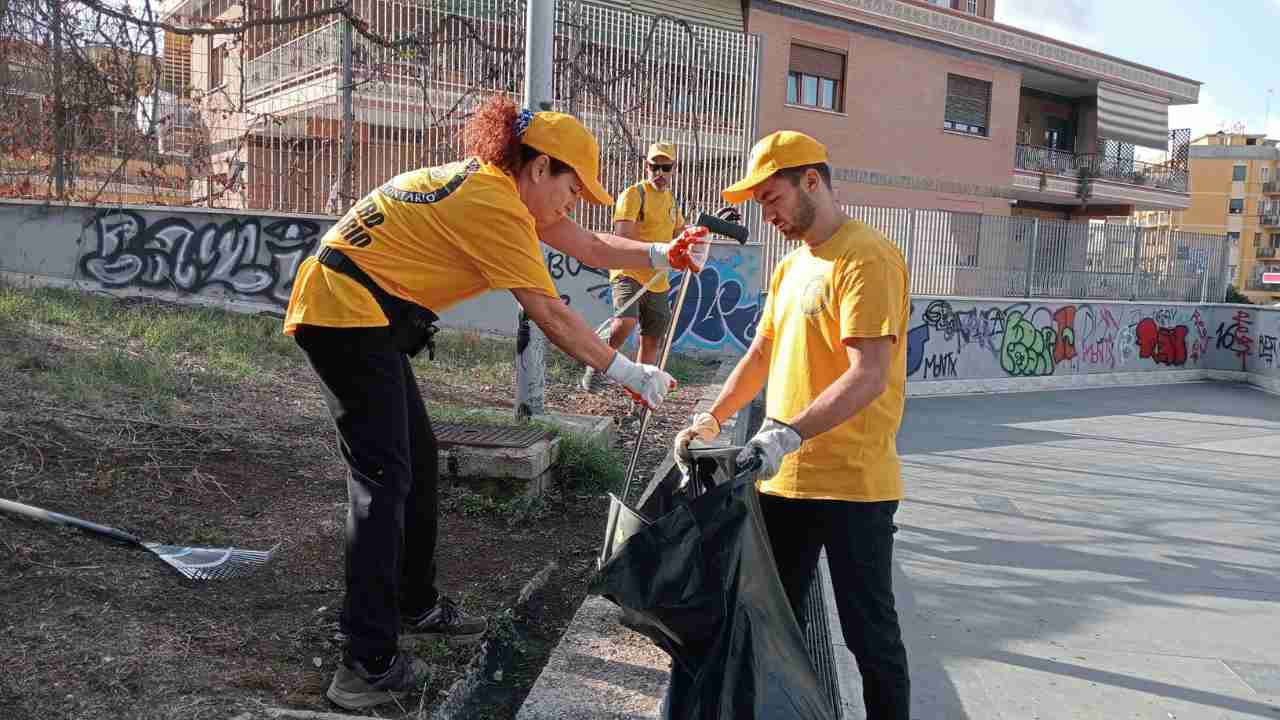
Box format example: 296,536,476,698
325,652,431,710
401,596,486,647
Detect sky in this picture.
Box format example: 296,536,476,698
994,0,1280,153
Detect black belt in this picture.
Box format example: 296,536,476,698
317,246,439,359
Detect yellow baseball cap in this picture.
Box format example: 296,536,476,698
522,111,613,206
721,131,829,203
646,141,678,163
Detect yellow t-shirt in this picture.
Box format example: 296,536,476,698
609,181,685,293
757,220,910,502
283,159,558,335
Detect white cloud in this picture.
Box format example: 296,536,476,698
994,0,1104,51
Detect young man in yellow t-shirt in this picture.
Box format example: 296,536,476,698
580,142,686,392
673,131,911,718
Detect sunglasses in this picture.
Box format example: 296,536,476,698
649,163,674,172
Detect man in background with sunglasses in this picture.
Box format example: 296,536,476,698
581,141,687,392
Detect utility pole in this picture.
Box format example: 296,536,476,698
514,0,554,420
50,0,66,198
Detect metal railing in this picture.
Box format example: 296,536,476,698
1264,180,1280,194
762,205,1232,303
1258,246,1278,259
1014,144,1189,193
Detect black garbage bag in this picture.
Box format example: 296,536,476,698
590,456,835,720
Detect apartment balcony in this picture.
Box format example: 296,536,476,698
1257,246,1278,259
1264,180,1280,194
1260,208,1280,227
1012,144,1190,211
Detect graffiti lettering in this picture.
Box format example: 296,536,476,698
79,210,322,306
1259,335,1278,368
922,352,958,379
1215,310,1254,370
1001,308,1056,376
668,260,760,352
1053,306,1077,364
921,300,1003,354
907,322,929,377
1135,318,1189,367
545,250,606,281
1189,309,1210,361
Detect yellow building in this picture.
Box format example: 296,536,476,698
1140,132,1280,303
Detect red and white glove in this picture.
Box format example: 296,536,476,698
649,226,710,273
603,352,677,410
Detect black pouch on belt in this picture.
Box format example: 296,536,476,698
316,246,440,359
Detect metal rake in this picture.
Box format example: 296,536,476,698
0,497,279,581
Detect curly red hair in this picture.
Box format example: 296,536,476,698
464,94,521,172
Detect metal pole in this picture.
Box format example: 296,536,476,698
50,0,65,199
514,0,556,420
621,268,693,501
1024,217,1039,298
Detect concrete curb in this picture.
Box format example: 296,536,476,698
430,560,560,720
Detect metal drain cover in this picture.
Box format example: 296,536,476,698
434,422,551,449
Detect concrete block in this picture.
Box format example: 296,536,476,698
532,412,615,447
440,436,561,497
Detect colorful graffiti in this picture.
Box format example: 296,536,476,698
1136,318,1189,367
1216,310,1254,371
668,255,761,352
79,210,324,306
1000,308,1057,377
906,300,1264,381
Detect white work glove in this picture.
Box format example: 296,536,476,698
603,352,676,410
649,226,710,273
736,419,803,478
673,411,722,476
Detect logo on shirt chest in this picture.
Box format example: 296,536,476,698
799,274,829,316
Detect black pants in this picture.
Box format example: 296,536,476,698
294,325,439,664
759,493,910,720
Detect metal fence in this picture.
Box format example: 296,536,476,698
762,206,1232,303
1,0,758,217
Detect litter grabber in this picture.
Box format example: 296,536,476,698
618,211,749,485
0,497,279,581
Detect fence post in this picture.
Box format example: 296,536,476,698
904,209,916,293
1024,217,1038,298
514,0,555,420
49,0,66,199
1129,225,1143,301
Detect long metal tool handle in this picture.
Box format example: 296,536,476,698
0,497,141,545
592,272,667,338
619,266,696,503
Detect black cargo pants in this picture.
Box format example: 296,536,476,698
294,325,440,664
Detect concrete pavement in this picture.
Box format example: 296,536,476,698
830,381,1280,719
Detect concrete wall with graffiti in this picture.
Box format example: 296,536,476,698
905,296,1280,394
0,200,762,355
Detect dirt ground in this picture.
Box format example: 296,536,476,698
0,300,716,720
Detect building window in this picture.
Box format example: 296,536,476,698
1228,232,1241,247
787,44,845,112
1233,165,1247,182
1257,232,1264,249
1229,198,1244,214
943,74,991,137
1264,167,1272,183
967,0,978,13
1273,234,1280,249
209,42,226,89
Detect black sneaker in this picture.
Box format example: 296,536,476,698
325,652,431,710
401,596,486,647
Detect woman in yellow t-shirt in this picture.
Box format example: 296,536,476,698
288,95,704,710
